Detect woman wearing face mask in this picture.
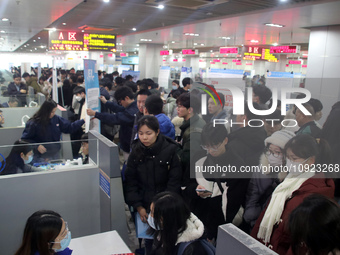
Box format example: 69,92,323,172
243,130,295,232
167,80,182,98
149,191,214,255
15,210,72,255
251,134,335,255
124,115,182,255
21,99,85,162
0,140,41,175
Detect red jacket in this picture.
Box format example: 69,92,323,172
251,174,334,255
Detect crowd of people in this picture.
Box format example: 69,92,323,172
2,66,340,255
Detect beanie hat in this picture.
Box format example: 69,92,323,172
264,130,295,149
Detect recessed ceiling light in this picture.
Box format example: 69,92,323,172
210,50,213,52
194,43,197,45
103,0,110,2
0,30,5,33
251,40,259,43
82,30,85,32
136,44,139,46
265,23,284,28
201,43,205,46
2,18,9,22
157,4,164,9
194,34,199,36
24,45,27,47
0,38,4,40
30,50,32,52
26,43,29,46
132,28,137,31
33,40,36,42
273,43,278,46
35,48,37,50
38,37,41,39
62,23,66,26
148,39,152,42
171,41,175,43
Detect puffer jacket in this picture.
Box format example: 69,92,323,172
155,113,175,140
124,134,182,210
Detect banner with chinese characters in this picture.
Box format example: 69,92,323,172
84,59,100,132
49,31,116,52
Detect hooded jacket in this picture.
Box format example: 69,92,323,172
124,134,182,210
151,213,208,255
155,113,175,140
251,173,334,254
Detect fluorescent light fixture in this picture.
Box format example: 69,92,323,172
210,50,213,52
194,34,199,36
251,40,259,43
190,33,194,36
172,41,175,43
184,33,199,36
103,0,110,2
132,27,137,31
136,44,139,46
194,43,197,45
157,4,164,9
38,37,41,39
2,18,9,21
0,38,4,40
0,30,5,33
201,43,205,46
62,23,66,26
273,43,278,46
265,23,284,28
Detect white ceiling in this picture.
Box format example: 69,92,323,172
1,0,340,54
0,0,83,51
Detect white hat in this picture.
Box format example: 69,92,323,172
264,130,295,149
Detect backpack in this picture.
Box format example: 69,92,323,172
177,239,215,255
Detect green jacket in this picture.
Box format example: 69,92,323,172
27,77,42,94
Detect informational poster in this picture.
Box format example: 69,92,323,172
158,66,171,89
122,70,140,83
205,69,245,114
84,59,100,133
266,71,294,101
118,65,131,75
180,67,192,84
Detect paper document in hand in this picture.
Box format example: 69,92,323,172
135,212,154,239
87,88,100,109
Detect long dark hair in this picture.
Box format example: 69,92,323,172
132,115,160,161
0,140,33,175
30,99,57,127
284,134,332,165
15,210,63,255
289,194,340,255
151,192,191,255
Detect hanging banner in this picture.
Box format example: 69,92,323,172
84,59,100,133
158,66,171,89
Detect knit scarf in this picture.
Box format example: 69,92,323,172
257,170,315,244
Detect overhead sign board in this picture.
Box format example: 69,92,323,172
49,31,116,52
270,45,300,54
219,47,238,54
182,49,197,55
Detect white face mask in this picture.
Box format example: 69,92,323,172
267,154,283,167
286,157,310,176
75,96,82,102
